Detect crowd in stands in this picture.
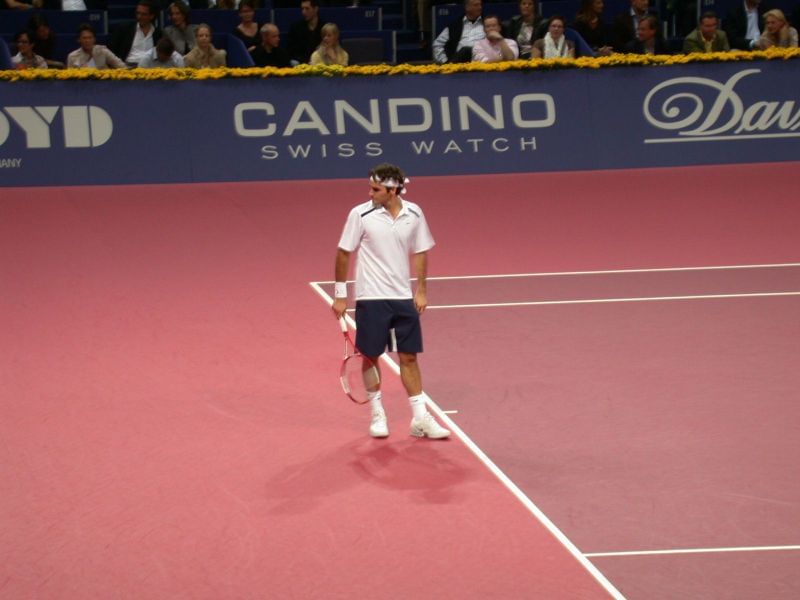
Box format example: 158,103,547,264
433,0,799,64
3,0,800,70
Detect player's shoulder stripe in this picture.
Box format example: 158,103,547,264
407,207,420,218
360,206,377,218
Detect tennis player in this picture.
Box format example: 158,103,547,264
332,163,451,440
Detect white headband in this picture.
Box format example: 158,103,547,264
370,175,409,189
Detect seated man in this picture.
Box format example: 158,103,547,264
625,14,669,53
138,37,185,67
611,0,650,52
432,0,485,64
683,11,730,53
723,0,769,50
287,0,323,65
109,0,162,67
472,14,519,62
251,23,292,68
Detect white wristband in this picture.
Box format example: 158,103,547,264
334,282,348,298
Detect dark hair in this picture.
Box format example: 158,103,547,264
699,10,717,23
483,13,501,25
369,163,407,193
156,36,175,54
301,0,320,7
576,0,600,22
27,14,51,31
548,14,566,27
77,23,96,36
239,0,257,10
15,30,33,45
170,1,191,23
641,14,658,31
137,0,158,17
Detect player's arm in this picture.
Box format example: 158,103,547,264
333,248,350,318
413,251,428,313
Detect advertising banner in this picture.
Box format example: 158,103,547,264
1,59,798,187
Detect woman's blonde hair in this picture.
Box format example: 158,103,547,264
762,9,790,44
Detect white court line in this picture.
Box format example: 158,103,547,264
311,262,800,285
309,280,626,600
585,545,800,558
427,291,800,310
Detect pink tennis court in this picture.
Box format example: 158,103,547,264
2,161,798,598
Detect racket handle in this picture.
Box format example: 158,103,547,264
339,316,348,333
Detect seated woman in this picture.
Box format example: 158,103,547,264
164,1,198,55
756,9,799,49
184,24,227,67
28,14,64,69
233,0,260,52
12,31,48,70
572,0,612,55
309,23,349,66
504,0,542,59
67,24,126,69
532,15,575,58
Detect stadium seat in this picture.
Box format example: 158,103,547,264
342,36,385,64
1,39,13,69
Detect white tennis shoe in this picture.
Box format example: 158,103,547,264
369,408,389,438
410,412,451,439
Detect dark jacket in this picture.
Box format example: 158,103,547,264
286,19,322,64
109,21,162,62
251,44,291,68
723,2,772,50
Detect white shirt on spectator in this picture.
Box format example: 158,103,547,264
432,16,486,63
138,47,185,68
745,1,760,43
472,37,519,62
62,0,87,9
126,23,156,65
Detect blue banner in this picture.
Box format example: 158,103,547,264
1,59,798,187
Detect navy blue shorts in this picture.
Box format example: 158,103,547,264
355,300,423,357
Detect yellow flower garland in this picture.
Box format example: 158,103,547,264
1,47,798,82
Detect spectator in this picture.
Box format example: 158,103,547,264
138,36,185,66
611,0,649,52
432,0,485,64
417,0,431,48
164,1,198,55
3,0,36,9
573,0,613,55
625,13,669,53
40,0,107,9
184,23,226,66
109,0,162,66
756,9,798,48
504,0,543,59
310,22,348,65
67,23,126,68
683,11,730,53
27,14,62,68
233,0,260,52
11,30,48,69
251,23,291,67
723,0,768,50
532,15,575,58
287,0,323,65
472,14,518,62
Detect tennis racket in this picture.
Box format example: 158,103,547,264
339,317,380,404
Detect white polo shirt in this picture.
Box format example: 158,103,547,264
338,198,435,300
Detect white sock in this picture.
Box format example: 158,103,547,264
368,390,383,413
409,393,427,419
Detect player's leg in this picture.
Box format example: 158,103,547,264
393,302,450,439
355,301,392,438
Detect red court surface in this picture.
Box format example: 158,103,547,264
2,161,799,599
